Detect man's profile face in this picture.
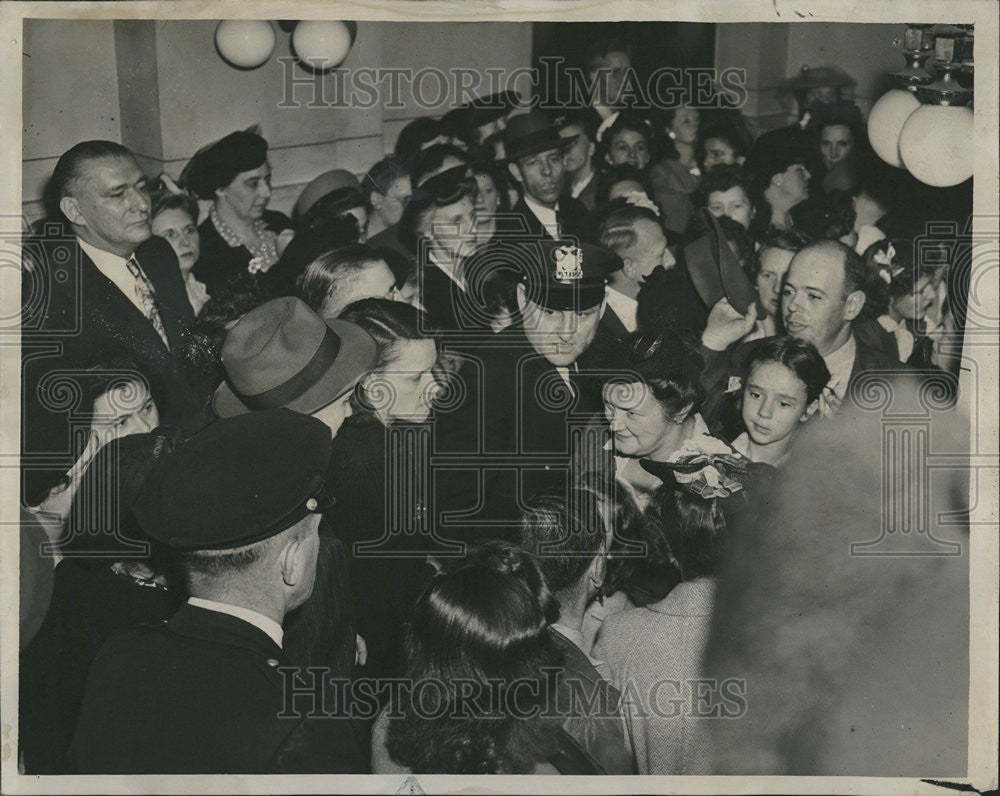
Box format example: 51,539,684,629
510,148,565,208
776,163,811,204
625,218,674,282
517,287,603,367
781,247,855,355
63,155,152,257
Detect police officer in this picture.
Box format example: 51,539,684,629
433,238,622,543
70,409,366,774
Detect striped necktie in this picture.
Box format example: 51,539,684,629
125,255,169,349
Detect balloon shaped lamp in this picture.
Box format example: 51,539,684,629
868,90,921,168
215,20,276,70
292,21,357,72
899,34,974,188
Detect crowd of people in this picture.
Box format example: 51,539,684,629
18,37,968,776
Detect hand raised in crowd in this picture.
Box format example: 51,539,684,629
701,297,758,352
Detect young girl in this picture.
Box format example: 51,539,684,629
597,110,654,172
863,238,944,369
731,336,829,467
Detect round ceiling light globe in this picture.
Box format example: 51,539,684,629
215,20,276,70
867,89,921,168
899,103,974,187
292,21,353,72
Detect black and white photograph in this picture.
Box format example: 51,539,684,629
2,1,997,793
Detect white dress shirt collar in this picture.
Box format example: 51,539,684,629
523,194,560,237
77,236,148,316
603,286,638,334
187,596,284,649
428,248,467,292
823,334,857,402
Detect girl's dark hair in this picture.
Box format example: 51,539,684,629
597,111,654,167
647,487,728,580
296,244,384,315
790,190,856,242
471,158,512,212
385,541,564,774
695,124,748,171
411,144,470,191
861,237,935,317
149,190,199,225
519,489,608,596
744,335,831,406
77,354,161,424
692,163,751,211
576,472,679,607
618,331,706,419
594,163,653,208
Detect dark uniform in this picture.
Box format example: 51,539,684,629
70,410,367,774
430,238,621,546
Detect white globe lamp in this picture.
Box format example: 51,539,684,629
215,20,276,70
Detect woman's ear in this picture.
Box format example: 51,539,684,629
515,281,528,312
672,402,695,423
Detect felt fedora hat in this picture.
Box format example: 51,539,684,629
684,209,765,318
213,297,377,418
505,110,567,163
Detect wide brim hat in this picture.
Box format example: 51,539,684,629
781,65,856,93
684,209,764,318
213,296,377,418
295,169,363,219
505,110,568,163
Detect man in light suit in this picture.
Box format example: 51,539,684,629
22,141,207,435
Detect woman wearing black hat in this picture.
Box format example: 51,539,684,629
183,130,294,295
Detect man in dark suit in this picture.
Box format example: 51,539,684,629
432,238,622,545
699,239,902,414
505,111,590,243
70,410,366,774
22,140,206,434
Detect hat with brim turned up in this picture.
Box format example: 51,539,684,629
684,209,764,318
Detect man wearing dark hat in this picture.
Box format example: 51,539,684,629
505,111,590,242
22,140,207,438
442,90,521,150
433,238,621,542
553,108,599,212
70,410,366,773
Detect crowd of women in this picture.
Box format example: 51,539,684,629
19,41,969,776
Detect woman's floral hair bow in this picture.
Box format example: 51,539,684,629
873,243,904,284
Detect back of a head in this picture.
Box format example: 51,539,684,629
648,486,728,580
599,202,661,258
337,296,432,370
395,117,446,169
519,491,607,596
407,541,558,684
364,155,409,200
296,244,382,316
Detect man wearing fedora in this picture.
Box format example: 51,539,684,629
433,237,621,543
213,295,377,435
71,410,366,773
505,111,590,243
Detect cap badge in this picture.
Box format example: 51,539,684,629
553,245,583,282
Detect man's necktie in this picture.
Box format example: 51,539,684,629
125,255,170,349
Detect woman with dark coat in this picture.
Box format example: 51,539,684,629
184,129,293,294
324,298,442,683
